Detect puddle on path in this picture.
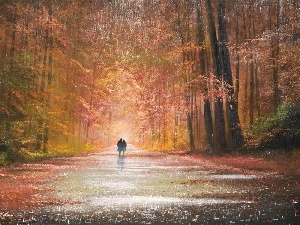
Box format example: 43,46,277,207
48,195,252,213
88,196,250,207
207,174,262,180
43,149,271,214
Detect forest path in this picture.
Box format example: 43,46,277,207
0,145,299,224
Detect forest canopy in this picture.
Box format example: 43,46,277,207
0,0,299,164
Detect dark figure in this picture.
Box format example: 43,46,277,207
117,138,125,156
122,139,127,153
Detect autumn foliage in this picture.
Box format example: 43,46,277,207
0,0,299,164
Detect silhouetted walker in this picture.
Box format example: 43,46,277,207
117,138,127,156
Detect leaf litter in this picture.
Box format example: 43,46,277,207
0,146,299,224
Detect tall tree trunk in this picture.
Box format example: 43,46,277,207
204,99,213,149
270,0,280,111
173,0,195,152
219,0,244,149
243,62,249,124
186,109,195,152
43,0,54,152
197,0,213,151
10,9,17,58
205,0,227,153
37,9,49,151
248,1,256,125
5,3,18,141
254,60,261,117
249,59,254,125
86,61,97,142
22,5,29,64
234,0,240,103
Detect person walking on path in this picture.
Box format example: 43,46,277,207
117,138,123,156
122,139,127,155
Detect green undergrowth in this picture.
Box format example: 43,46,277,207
0,152,9,167
244,103,300,151
0,143,102,167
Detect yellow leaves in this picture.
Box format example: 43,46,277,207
52,122,69,136
70,59,91,74
178,43,206,52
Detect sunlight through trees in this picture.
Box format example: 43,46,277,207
0,0,299,162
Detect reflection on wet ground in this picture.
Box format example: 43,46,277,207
0,146,299,224
117,156,126,171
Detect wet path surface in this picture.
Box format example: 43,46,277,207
1,145,300,224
